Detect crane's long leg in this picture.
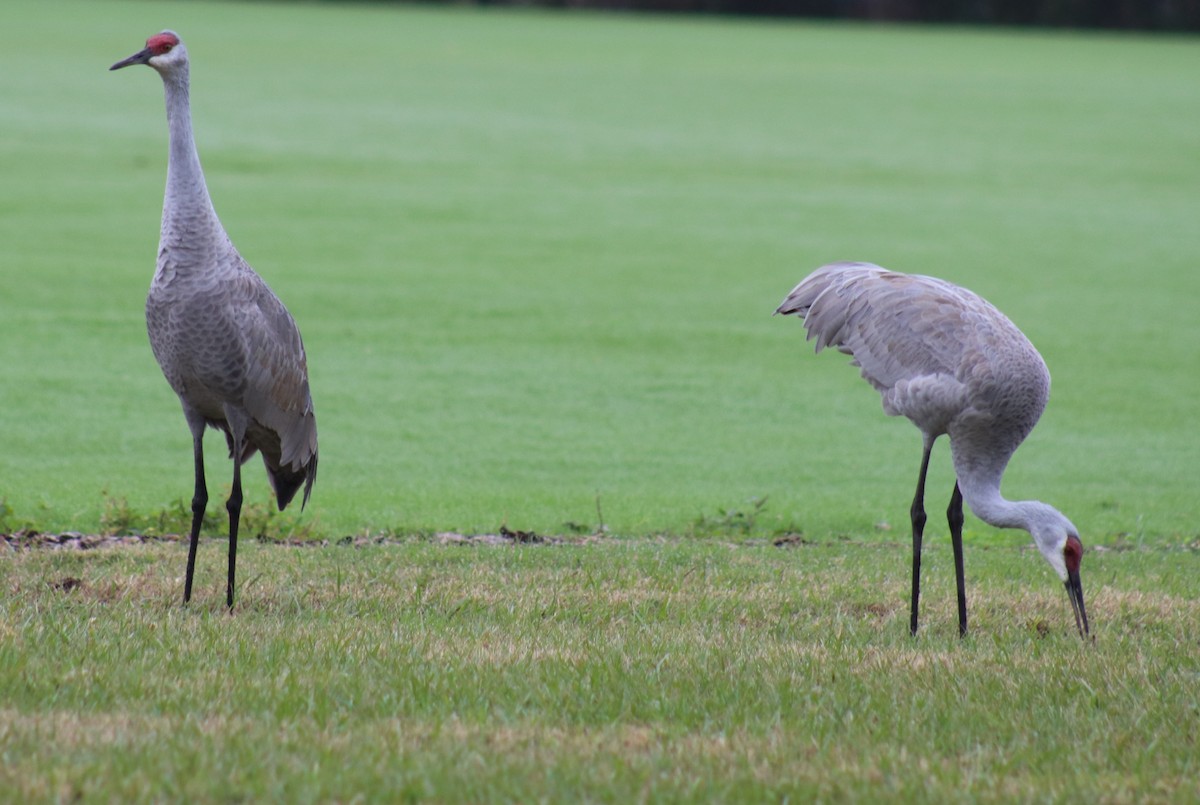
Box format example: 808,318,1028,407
222,409,251,611
184,416,207,605
909,437,935,636
225,438,244,611
948,481,967,637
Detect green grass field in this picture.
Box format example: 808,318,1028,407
1,0,1197,542
3,537,1199,801
2,0,1199,800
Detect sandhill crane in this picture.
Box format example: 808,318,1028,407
777,262,1088,638
111,31,318,609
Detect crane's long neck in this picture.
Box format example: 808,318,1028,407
951,440,1068,537
159,66,227,268
952,438,1026,526
957,470,1044,532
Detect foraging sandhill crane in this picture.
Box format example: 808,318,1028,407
777,262,1088,638
112,31,318,609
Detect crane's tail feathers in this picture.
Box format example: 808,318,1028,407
265,411,317,511
268,453,317,512
300,454,317,511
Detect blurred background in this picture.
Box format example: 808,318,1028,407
401,0,1198,31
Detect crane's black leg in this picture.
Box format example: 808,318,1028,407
909,438,935,636
948,481,967,637
184,421,207,605
225,436,244,611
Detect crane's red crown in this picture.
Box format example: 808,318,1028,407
147,32,179,56
1064,534,1083,574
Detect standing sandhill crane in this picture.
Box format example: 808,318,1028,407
112,31,318,609
777,262,1088,638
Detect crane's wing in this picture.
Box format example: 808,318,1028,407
230,266,319,508
777,261,1030,434
778,261,1051,448
777,262,982,390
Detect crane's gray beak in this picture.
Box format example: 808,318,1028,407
1065,569,1089,638
110,48,152,71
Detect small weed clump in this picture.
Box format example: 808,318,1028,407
692,496,769,536
98,492,315,542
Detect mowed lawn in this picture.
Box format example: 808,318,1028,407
2,537,1199,801
1,0,1199,801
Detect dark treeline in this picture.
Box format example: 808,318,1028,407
457,0,1200,31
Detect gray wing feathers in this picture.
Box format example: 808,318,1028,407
778,261,1050,438
777,262,971,394
234,272,319,475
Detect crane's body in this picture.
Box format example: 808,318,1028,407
113,31,318,608
777,262,1087,637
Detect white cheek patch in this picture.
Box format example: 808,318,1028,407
1041,543,1069,581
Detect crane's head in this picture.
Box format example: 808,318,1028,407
110,31,186,75
1030,509,1089,638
